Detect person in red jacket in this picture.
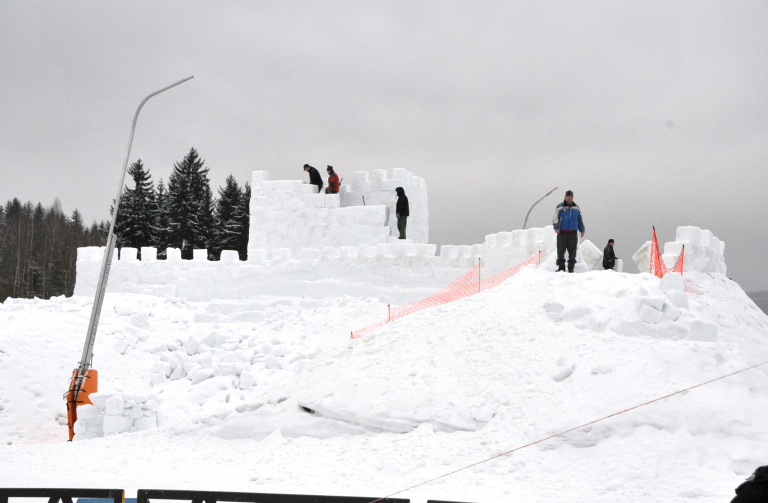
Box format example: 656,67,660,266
325,165,340,194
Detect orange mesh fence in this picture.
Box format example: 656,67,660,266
649,226,685,278
351,253,541,339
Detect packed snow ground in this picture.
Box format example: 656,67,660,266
1,266,768,502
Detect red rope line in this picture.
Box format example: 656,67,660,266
366,359,768,503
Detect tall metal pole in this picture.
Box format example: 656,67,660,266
522,186,558,230
72,77,193,395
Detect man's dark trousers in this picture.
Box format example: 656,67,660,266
557,232,578,272
397,216,407,239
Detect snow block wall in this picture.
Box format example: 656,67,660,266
73,226,554,301
72,392,165,441
248,168,428,258
633,226,726,275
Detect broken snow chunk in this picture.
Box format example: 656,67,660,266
169,365,186,381
128,406,144,419
666,290,689,309
239,371,256,390
639,304,664,324
637,296,666,311
591,364,612,375
150,344,167,353
660,272,684,293
113,340,129,354
185,338,199,356
662,302,682,321
264,356,282,370
191,369,213,385
143,399,159,412
114,305,132,317
130,312,149,328
200,332,218,347
124,334,138,349
544,302,565,313
168,351,188,370
551,364,576,382
150,373,168,387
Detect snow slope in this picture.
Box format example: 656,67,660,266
1,264,767,502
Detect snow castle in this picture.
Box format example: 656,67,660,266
73,168,725,301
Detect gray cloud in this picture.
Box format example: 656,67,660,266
1,0,767,288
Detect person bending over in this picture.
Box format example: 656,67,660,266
303,164,323,194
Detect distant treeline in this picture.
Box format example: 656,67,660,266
0,200,108,302
0,147,250,303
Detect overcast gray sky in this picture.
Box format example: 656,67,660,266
2,1,768,289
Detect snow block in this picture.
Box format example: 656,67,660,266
220,250,239,263
660,272,684,292
633,241,652,273
637,296,666,311
639,304,664,324
662,301,682,321
666,290,689,309
141,247,157,261
580,240,603,270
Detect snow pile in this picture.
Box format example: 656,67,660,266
73,393,166,440
5,221,768,501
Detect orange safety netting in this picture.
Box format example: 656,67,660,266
649,226,685,278
351,253,541,339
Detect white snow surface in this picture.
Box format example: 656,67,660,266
2,265,768,501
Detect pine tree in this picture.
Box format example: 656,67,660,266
70,209,84,235
167,148,212,259
237,182,250,260
151,179,172,259
214,175,242,259
197,183,216,259
116,159,156,258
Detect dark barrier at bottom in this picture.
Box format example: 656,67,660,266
137,489,410,503
0,488,124,503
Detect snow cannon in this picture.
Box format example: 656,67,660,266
65,369,98,441
63,76,194,440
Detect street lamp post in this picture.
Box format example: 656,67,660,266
522,186,558,230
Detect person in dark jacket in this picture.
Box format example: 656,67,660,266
395,187,409,239
552,190,585,273
325,165,340,194
603,239,616,270
731,465,768,503
303,164,323,194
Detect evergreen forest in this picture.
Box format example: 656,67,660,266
0,148,250,302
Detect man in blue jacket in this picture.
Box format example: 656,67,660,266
553,190,585,273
